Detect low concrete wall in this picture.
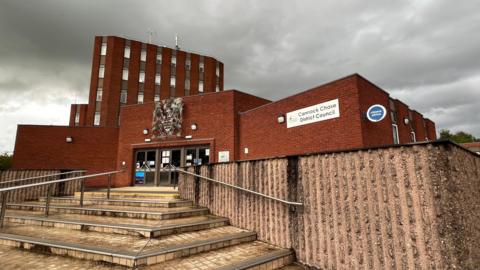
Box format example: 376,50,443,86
178,141,480,269
0,170,83,202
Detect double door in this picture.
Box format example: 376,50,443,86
134,146,209,186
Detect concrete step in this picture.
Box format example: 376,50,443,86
6,202,209,220
144,241,293,270
0,241,294,270
74,189,179,200
0,224,257,267
5,210,229,237
38,196,192,208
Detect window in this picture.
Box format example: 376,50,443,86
199,81,204,92
124,46,130,58
98,65,105,78
392,124,400,144
156,53,162,64
122,69,129,80
137,92,144,104
216,66,220,76
120,89,128,104
140,50,147,61
171,55,176,65
185,79,190,90
154,95,160,102
100,43,107,56
199,62,204,73
139,71,145,83
94,112,101,126
155,74,161,85
74,112,80,126
186,58,191,70
411,131,416,142
170,76,176,87
215,84,220,92
96,88,103,101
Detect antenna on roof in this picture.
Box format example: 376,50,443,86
147,29,155,44
175,34,180,50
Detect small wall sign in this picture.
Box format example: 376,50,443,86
218,151,230,162
366,104,387,122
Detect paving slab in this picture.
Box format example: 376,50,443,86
5,209,229,237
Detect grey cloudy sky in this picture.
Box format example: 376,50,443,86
0,0,479,152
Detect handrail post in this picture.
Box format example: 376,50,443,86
107,174,112,200
79,178,85,207
0,191,8,228
45,184,52,217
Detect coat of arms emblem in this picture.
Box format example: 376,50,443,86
152,98,183,138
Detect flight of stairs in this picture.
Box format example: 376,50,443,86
0,190,301,269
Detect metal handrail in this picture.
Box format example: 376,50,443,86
173,166,303,206
0,170,87,185
0,170,122,228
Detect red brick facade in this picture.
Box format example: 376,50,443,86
79,36,223,128
11,36,437,189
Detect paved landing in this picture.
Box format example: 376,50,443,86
1,223,248,253
0,241,295,270
9,201,199,213
6,209,222,228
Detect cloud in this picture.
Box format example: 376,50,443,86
0,0,479,152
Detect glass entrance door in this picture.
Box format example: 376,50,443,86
158,149,182,186
134,150,156,186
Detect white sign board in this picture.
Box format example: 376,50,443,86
286,99,340,128
218,151,230,163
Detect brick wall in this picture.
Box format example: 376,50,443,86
238,75,364,160
114,91,269,186
357,76,394,147
11,125,119,187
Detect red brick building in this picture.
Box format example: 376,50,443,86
11,37,436,187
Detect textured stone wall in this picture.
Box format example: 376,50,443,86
0,170,84,202
179,142,480,269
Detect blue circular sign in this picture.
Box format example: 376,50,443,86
366,104,387,122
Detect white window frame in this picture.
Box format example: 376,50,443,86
137,92,144,104
199,62,204,73
215,84,220,92
98,65,105,78
94,112,101,126
139,71,145,83
216,66,220,76
185,79,190,90
140,50,147,62
154,95,160,102
120,89,128,104
124,46,130,58
100,43,107,56
96,88,103,101
392,124,400,144
199,81,204,92
74,112,80,125
170,76,176,87
156,53,162,63
122,69,129,80
411,131,416,142
155,74,161,85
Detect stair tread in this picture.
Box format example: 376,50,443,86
0,223,250,254
143,241,290,269
41,196,188,203
0,240,290,270
6,209,226,229
8,201,205,214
